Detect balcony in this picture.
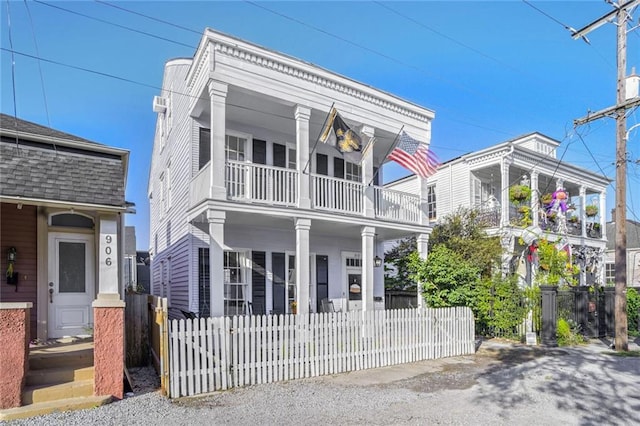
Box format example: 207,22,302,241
192,161,421,225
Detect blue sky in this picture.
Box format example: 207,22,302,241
1,1,639,250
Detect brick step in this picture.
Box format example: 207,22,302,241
26,366,94,386
22,379,94,405
0,395,112,422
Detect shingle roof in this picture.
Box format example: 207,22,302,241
0,113,100,145
0,114,126,207
605,220,640,250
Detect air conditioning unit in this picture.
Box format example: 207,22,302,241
153,96,167,113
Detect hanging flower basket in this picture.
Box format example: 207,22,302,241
509,185,531,204
585,205,598,217
540,193,553,205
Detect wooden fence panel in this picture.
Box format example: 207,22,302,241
167,307,475,398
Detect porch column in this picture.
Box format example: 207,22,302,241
295,105,311,209
0,303,31,409
361,125,375,218
416,233,429,309
93,217,125,399
295,218,311,314
599,191,607,240
208,80,228,200
361,226,375,312
208,210,226,317
530,171,539,227
580,186,587,238
500,158,511,227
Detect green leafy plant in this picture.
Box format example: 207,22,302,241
627,288,640,335
540,193,553,205
585,205,598,217
476,274,527,339
556,318,586,346
509,185,532,204
384,236,417,290
535,239,579,287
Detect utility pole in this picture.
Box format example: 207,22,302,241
573,0,640,352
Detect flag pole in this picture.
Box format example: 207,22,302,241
303,102,335,175
367,125,404,187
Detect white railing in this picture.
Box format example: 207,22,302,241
312,174,364,214
225,161,298,207
168,307,475,397
374,187,420,224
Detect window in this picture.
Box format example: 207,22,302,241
345,162,361,182
345,255,362,301
427,185,437,220
605,262,615,285
50,212,94,228
199,128,210,170
224,251,246,316
287,254,296,311
166,161,172,210
472,176,492,208
225,135,246,161
159,173,166,214
198,248,210,317
288,148,297,170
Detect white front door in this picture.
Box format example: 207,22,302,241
48,233,95,338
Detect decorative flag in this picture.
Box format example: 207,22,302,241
319,107,363,161
388,131,440,178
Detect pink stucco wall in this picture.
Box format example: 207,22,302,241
93,306,124,399
0,307,30,409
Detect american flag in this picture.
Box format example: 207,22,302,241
388,131,439,178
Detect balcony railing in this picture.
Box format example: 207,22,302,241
311,174,364,215
226,160,298,207
374,187,420,224
201,162,422,224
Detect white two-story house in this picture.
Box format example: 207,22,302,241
387,132,611,286
148,29,435,317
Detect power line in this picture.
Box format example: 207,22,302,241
94,0,201,35
5,0,21,149
33,0,194,49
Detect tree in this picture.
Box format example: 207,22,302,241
429,207,502,277
409,246,480,309
384,236,417,290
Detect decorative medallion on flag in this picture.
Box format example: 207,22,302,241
388,131,440,178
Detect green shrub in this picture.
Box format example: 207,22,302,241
627,288,640,334
476,274,527,339
557,318,586,346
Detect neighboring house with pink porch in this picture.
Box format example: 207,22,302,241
0,113,131,416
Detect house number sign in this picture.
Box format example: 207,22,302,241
99,218,118,293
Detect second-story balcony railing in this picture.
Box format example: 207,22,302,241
195,161,422,225
226,160,298,207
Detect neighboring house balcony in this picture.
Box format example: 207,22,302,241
469,160,608,242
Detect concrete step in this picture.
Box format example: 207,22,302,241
23,379,94,405
26,366,94,386
0,395,112,422
30,347,94,370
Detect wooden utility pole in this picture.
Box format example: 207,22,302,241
573,0,640,352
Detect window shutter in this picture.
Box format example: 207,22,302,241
199,128,211,170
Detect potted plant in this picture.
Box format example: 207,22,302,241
509,185,531,204
540,193,553,206
585,205,598,217
568,215,578,224
290,301,297,314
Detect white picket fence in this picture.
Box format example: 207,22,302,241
168,307,475,398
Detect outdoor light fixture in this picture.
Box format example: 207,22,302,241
374,234,382,267
7,247,16,263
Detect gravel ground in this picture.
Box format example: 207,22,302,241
5,339,640,426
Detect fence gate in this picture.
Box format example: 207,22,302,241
550,287,616,339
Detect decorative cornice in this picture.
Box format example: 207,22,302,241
188,35,433,123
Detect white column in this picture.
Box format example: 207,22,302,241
530,171,539,227
295,105,311,209
416,233,429,309
295,218,311,314
580,186,587,238
361,125,375,218
208,210,226,317
599,191,607,240
98,216,119,295
361,226,375,312
500,158,511,227
208,80,228,200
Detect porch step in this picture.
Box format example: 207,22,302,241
22,379,94,405
0,395,112,422
30,346,94,370
26,366,94,386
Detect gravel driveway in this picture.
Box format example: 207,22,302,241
6,339,640,425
